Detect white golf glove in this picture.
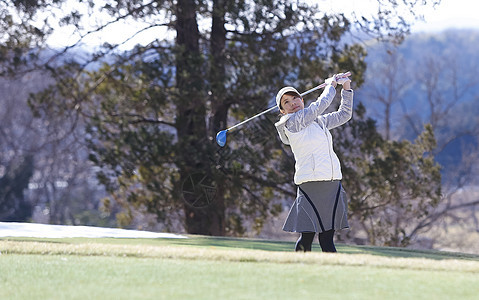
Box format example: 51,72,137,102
325,76,337,85
336,73,351,85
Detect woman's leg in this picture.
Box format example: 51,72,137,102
318,229,336,252
295,232,315,252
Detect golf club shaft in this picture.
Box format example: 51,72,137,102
225,71,351,132
226,106,277,131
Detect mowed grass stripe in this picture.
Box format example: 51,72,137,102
2,240,479,273
2,254,478,300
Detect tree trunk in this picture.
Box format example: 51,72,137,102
207,0,228,235
175,0,226,235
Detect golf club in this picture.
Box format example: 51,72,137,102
216,71,351,147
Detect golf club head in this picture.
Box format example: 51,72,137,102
216,130,228,147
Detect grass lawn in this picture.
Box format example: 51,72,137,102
1,235,479,299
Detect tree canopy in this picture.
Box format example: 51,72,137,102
2,0,443,243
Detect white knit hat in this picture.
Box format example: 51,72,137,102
276,86,301,109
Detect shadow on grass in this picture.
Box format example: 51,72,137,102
163,235,294,252
149,235,479,261
162,235,479,261
338,244,479,261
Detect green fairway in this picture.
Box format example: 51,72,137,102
1,235,479,299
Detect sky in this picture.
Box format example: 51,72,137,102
408,0,479,32
325,0,479,33
45,0,479,49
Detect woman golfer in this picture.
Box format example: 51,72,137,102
275,74,353,252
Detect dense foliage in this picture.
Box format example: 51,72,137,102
1,0,444,245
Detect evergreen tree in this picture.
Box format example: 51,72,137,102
5,0,442,240
0,155,34,221
335,103,441,246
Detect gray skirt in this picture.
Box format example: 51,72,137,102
283,180,349,233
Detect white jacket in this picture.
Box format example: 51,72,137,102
275,86,353,184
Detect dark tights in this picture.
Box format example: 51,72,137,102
295,232,314,252
295,230,337,253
